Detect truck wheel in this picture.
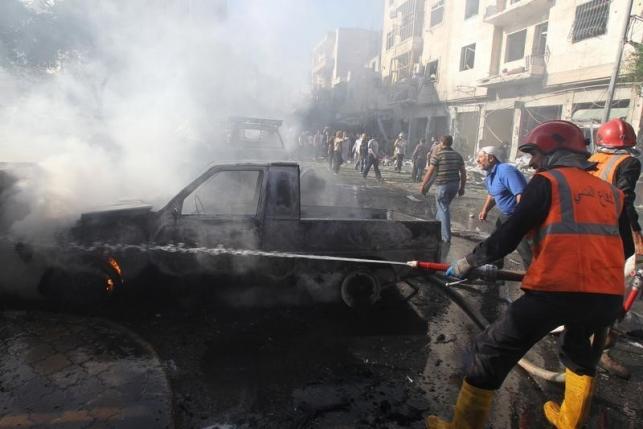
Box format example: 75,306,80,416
40,260,123,312
340,270,381,309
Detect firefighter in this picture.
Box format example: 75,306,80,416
591,118,642,252
589,118,642,379
426,120,629,429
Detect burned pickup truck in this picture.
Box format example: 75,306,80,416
35,163,441,309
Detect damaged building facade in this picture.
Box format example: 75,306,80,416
312,0,643,161
310,28,383,130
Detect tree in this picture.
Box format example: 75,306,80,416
0,0,94,72
624,42,643,86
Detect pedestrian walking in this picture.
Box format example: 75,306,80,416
393,132,407,173
419,135,466,243
411,138,430,182
476,145,531,269
321,128,333,169
426,121,628,429
359,134,369,172
311,130,320,158
341,131,351,164
362,138,383,182
332,130,344,174
353,133,367,172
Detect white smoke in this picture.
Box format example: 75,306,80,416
1,0,313,235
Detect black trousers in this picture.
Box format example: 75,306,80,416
363,155,382,179
395,154,404,171
466,291,622,390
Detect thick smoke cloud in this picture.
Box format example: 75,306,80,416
1,0,311,236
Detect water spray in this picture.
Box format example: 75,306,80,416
2,236,417,267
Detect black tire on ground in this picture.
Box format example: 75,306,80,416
40,262,122,312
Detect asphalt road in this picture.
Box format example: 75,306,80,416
3,159,643,428
123,161,643,428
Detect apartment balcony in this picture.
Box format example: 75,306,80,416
386,76,422,105
312,56,333,74
484,0,553,27
478,54,546,87
390,35,423,56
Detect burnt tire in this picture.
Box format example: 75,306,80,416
40,265,120,312
340,270,381,309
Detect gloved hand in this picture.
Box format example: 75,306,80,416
446,257,473,279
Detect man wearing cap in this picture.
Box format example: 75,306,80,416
477,145,531,268
393,132,408,173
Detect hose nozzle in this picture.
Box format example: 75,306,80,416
407,260,450,271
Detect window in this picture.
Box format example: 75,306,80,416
571,0,610,43
400,13,414,40
532,22,548,56
426,60,439,81
430,0,444,27
386,31,395,50
505,29,527,62
465,0,479,19
396,1,421,40
392,52,412,80
182,170,262,217
266,168,299,219
459,43,476,71
398,0,415,16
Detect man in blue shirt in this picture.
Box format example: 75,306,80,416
477,146,532,268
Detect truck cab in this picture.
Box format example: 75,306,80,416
226,117,288,161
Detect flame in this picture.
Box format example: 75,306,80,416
105,277,115,294
107,256,123,277
104,256,124,294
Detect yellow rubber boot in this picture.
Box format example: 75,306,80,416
426,379,494,429
544,369,595,429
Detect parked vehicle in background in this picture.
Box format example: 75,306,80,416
226,116,289,161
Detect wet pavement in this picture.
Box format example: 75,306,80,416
0,311,172,429
2,159,643,428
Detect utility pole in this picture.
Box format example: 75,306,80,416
603,0,635,122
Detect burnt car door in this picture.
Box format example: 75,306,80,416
152,166,266,278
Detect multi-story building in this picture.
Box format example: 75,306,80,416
312,28,381,90
310,28,382,130
381,0,426,83
380,0,643,160
312,32,337,90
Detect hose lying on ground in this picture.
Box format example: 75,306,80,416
406,275,565,384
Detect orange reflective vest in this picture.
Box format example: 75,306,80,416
588,152,630,184
522,167,624,295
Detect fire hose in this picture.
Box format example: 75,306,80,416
406,260,567,383
406,260,643,383
623,267,643,313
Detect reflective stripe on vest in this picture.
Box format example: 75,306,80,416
522,167,624,295
589,153,630,184
533,169,622,244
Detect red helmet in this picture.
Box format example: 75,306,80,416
597,118,636,148
519,120,588,155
